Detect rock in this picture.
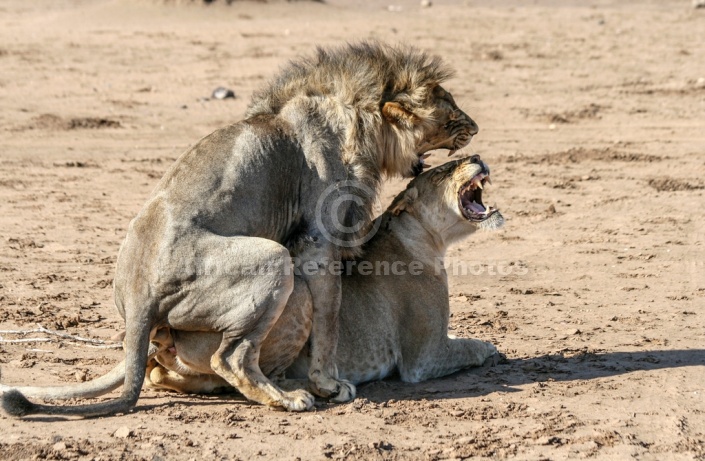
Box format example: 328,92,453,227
113,426,133,439
75,370,88,382
211,87,235,100
110,330,126,342
536,435,562,445
420,0,432,7
694,0,705,8
52,441,67,451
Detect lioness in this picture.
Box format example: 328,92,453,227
1,156,502,408
1,42,479,417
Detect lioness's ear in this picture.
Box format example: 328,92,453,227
382,102,417,128
389,187,418,216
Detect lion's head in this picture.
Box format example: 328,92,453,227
389,155,503,243
246,42,478,180
382,82,479,178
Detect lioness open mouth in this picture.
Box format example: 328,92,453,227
459,172,498,222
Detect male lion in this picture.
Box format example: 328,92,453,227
1,42,479,417
1,156,502,406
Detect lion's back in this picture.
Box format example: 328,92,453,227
151,116,306,240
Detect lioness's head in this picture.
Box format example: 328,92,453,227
246,42,478,179
389,155,504,243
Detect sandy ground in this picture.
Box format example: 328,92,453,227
1,0,704,459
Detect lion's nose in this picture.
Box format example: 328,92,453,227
467,117,479,136
464,114,480,136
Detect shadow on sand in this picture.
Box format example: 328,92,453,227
7,349,704,420
357,348,705,402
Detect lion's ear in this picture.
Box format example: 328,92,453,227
389,187,418,216
382,102,417,128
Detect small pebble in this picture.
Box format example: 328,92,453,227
212,87,236,100
113,426,132,439
420,0,432,7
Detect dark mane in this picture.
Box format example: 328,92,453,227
246,41,453,118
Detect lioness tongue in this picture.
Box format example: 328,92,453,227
467,201,485,214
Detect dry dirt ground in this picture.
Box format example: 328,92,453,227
1,0,704,459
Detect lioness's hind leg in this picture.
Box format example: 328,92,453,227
148,363,232,394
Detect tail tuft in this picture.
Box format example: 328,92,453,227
1,389,36,417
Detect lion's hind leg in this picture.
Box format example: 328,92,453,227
168,236,314,412
211,326,314,412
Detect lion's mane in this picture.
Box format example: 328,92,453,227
246,42,453,250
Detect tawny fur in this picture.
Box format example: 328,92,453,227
0,42,478,418
1,157,502,405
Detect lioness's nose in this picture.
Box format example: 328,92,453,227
470,154,490,175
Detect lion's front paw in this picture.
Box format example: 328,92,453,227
308,375,356,403
277,389,315,412
329,379,356,403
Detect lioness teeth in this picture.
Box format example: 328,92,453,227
472,177,483,190
422,152,432,159
448,149,457,157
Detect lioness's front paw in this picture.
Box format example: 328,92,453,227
480,342,505,368
482,352,500,368
484,341,498,357
277,389,315,412
308,375,356,403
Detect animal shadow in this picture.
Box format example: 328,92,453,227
357,349,705,403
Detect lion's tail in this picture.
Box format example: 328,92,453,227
0,359,126,401
1,309,153,418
